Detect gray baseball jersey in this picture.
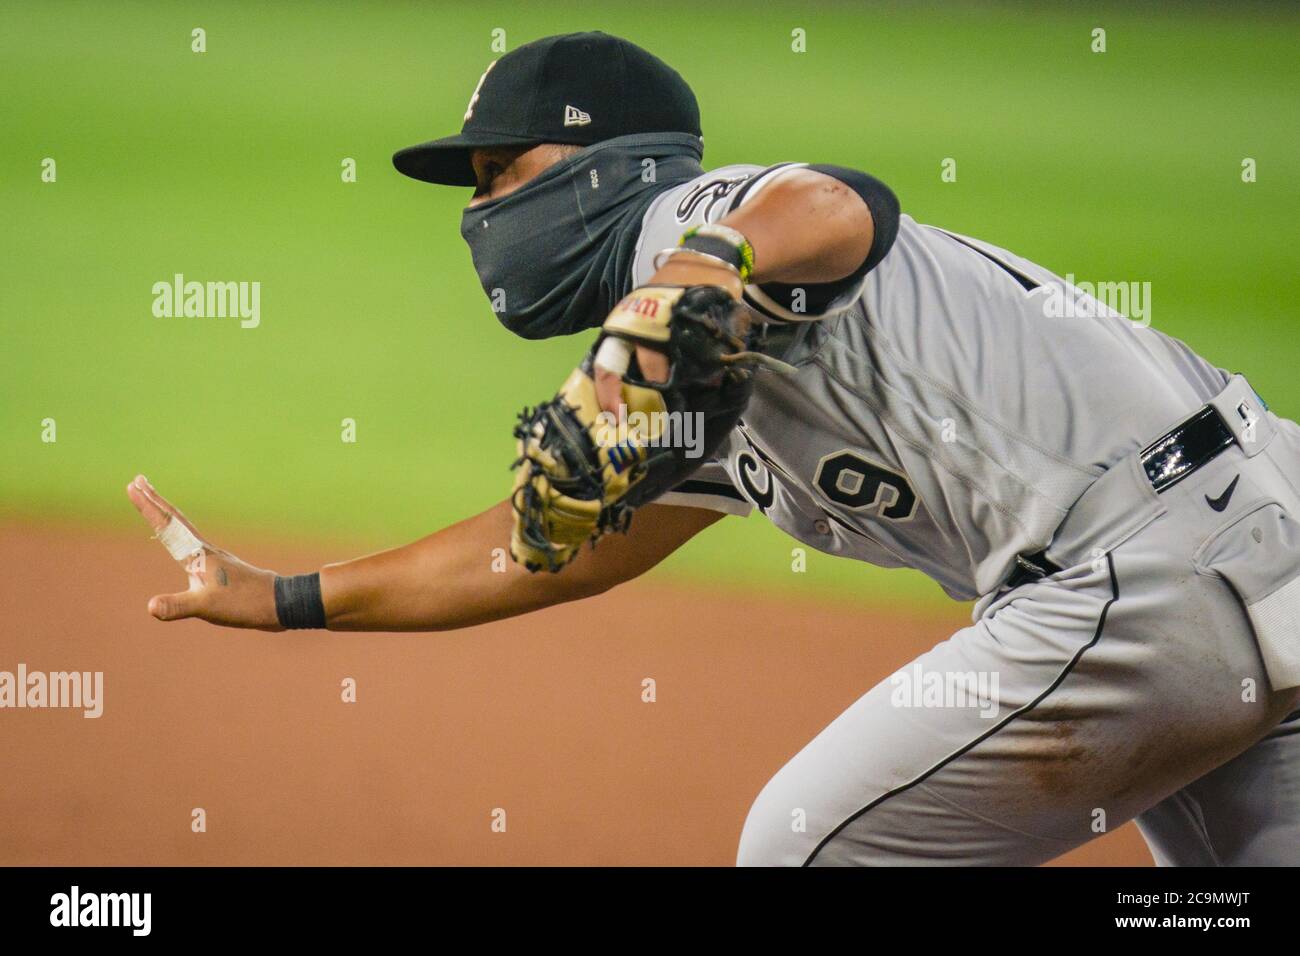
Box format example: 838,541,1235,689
639,163,1228,599
624,161,1300,865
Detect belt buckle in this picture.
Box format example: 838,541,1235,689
1015,553,1049,578
1005,550,1059,591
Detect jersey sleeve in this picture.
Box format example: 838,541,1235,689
726,162,900,322
653,459,753,517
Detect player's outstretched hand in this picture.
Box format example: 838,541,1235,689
126,474,283,630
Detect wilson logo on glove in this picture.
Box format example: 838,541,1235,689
623,295,662,318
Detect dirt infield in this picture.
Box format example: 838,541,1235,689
0,521,1151,866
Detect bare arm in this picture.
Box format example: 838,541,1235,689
720,167,875,285
126,475,721,632
321,499,721,631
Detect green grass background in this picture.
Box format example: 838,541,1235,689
3,1,1298,609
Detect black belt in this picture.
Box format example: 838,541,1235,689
1140,405,1236,493
1005,402,1240,591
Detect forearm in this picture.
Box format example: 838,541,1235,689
319,500,723,632
645,169,876,297
320,500,598,632
720,168,874,284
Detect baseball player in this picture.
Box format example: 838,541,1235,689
129,32,1300,865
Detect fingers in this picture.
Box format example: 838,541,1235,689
147,588,206,622
127,477,220,624
637,346,670,384
126,475,172,532
595,367,623,414
593,343,671,414
129,475,201,536
594,336,632,414
128,475,213,581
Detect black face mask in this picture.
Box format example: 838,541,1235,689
460,132,704,339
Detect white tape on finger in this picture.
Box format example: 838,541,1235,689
593,336,633,377
156,516,204,561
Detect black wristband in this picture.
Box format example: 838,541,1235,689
274,572,327,629
680,234,744,271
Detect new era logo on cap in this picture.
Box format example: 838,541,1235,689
564,105,591,127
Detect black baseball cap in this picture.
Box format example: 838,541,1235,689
392,31,701,187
